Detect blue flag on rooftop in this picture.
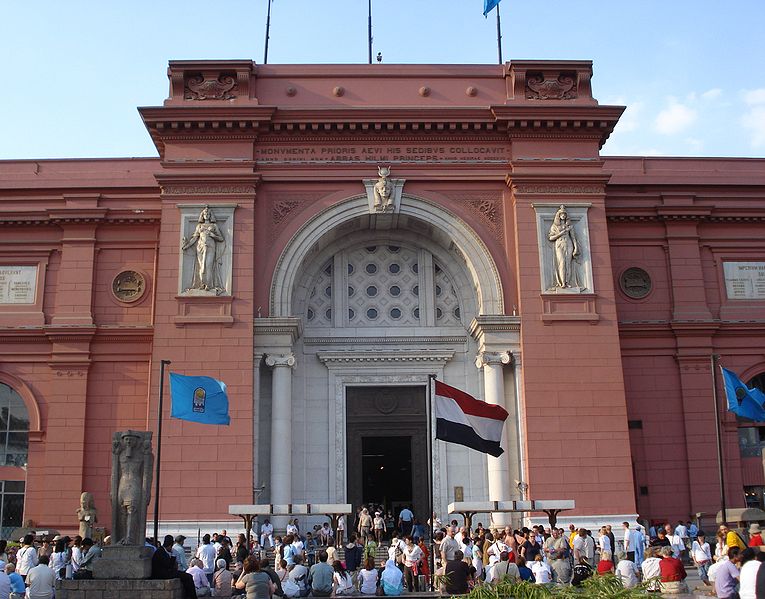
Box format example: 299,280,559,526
721,367,765,422
483,0,501,17
170,372,230,425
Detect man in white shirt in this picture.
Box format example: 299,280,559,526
261,519,275,548
16,534,37,580
186,558,211,597
597,527,611,555
26,555,55,599
622,522,633,561
195,534,217,585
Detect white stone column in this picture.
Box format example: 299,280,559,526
266,353,296,507
476,351,512,503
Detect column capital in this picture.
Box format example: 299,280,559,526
265,353,296,369
475,351,512,369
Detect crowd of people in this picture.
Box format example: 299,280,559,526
8,512,765,598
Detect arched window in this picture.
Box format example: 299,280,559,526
0,383,29,468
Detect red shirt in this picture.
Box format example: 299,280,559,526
597,560,614,574
659,557,687,582
749,533,763,547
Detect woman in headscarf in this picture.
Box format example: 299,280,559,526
213,558,233,596
380,559,404,596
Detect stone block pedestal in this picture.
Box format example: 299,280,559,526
92,545,154,579
56,578,183,599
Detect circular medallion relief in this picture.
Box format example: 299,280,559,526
620,267,652,299
112,270,146,303
373,391,399,415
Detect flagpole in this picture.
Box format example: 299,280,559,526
495,3,503,64
367,0,373,65
427,374,436,591
711,354,727,524
263,0,273,64
153,359,171,545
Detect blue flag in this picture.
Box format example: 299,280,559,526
169,372,230,425
721,367,765,422
483,0,501,16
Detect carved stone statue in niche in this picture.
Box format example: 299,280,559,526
373,167,394,211
77,491,98,539
181,205,225,294
110,430,153,545
548,205,580,288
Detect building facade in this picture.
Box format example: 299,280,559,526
0,59,763,536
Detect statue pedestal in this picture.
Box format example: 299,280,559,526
56,578,183,599
92,545,154,579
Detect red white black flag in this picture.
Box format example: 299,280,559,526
434,380,509,457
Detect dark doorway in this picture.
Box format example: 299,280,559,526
362,436,413,510
346,386,428,520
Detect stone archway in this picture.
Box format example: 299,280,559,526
270,194,504,318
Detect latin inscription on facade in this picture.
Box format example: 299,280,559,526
724,262,765,300
0,266,37,304
255,143,510,164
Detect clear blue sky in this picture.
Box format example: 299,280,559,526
1,0,763,159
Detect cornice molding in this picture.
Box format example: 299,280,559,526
304,336,467,345
317,349,454,366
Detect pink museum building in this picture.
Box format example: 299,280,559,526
0,59,764,537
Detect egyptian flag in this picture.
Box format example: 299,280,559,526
434,380,509,457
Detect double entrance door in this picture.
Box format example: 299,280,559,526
346,386,429,523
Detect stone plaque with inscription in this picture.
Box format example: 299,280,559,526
724,262,765,300
0,266,37,304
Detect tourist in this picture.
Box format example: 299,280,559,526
287,554,308,597
332,561,353,595
259,558,284,598
174,535,189,572
372,512,386,545
0,564,9,599
48,537,69,580
715,547,742,599
716,529,731,563
343,534,363,572
488,551,519,584
723,524,748,552
236,557,274,599
650,528,671,549
261,520,274,549
412,520,427,542
739,547,759,599
305,550,333,597
658,545,688,594
640,547,662,592
402,535,422,592
530,554,552,584
570,556,593,587
470,534,483,579
753,552,765,597
516,555,534,582
213,558,233,597
380,559,404,596
281,536,295,568
398,506,414,537
336,516,345,546
318,523,332,548
38,538,52,560
358,509,373,544
440,528,459,565
218,539,233,570
597,549,614,575
26,554,55,599
614,551,640,588
545,528,571,584
152,535,198,599
632,525,646,566
275,559,288,585
445,550,473,594
6,563,24,599
233,535,248,569
598,526,612,557
363,536,378,566
304,533,317,566
189,558,213,596
16,534,37,581
691,532,712,585
622,522,633,561
75,537,101,579
417,536,430,579
750,524,764,548
357,558,379,595
70,535,83,576
197,535,218,585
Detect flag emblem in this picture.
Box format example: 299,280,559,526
193,387,206,413
721,367,765,422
